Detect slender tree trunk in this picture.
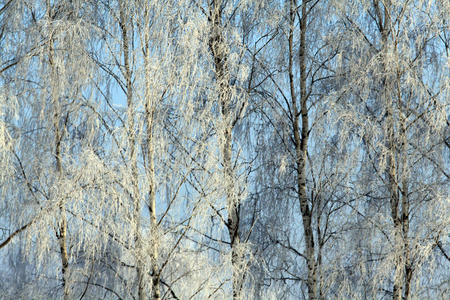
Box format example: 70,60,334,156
142,8,161,297
398,55,412,300
47,4,70,296
375,1,412,298
148,155,160,300
223,127,243,300
118,3,146,298
208,1,243,298
384,70,402,300
55,122,70,300
386,96,402,300
288,1,316,298
55,125,69,300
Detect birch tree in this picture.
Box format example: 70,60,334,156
0,0,103,298
331,0,449,298
0,0,448,299
245,0,351,298
83,1,226,298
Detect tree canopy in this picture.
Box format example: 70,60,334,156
0,0,448,299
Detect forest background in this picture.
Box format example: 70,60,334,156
0,0,448,299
